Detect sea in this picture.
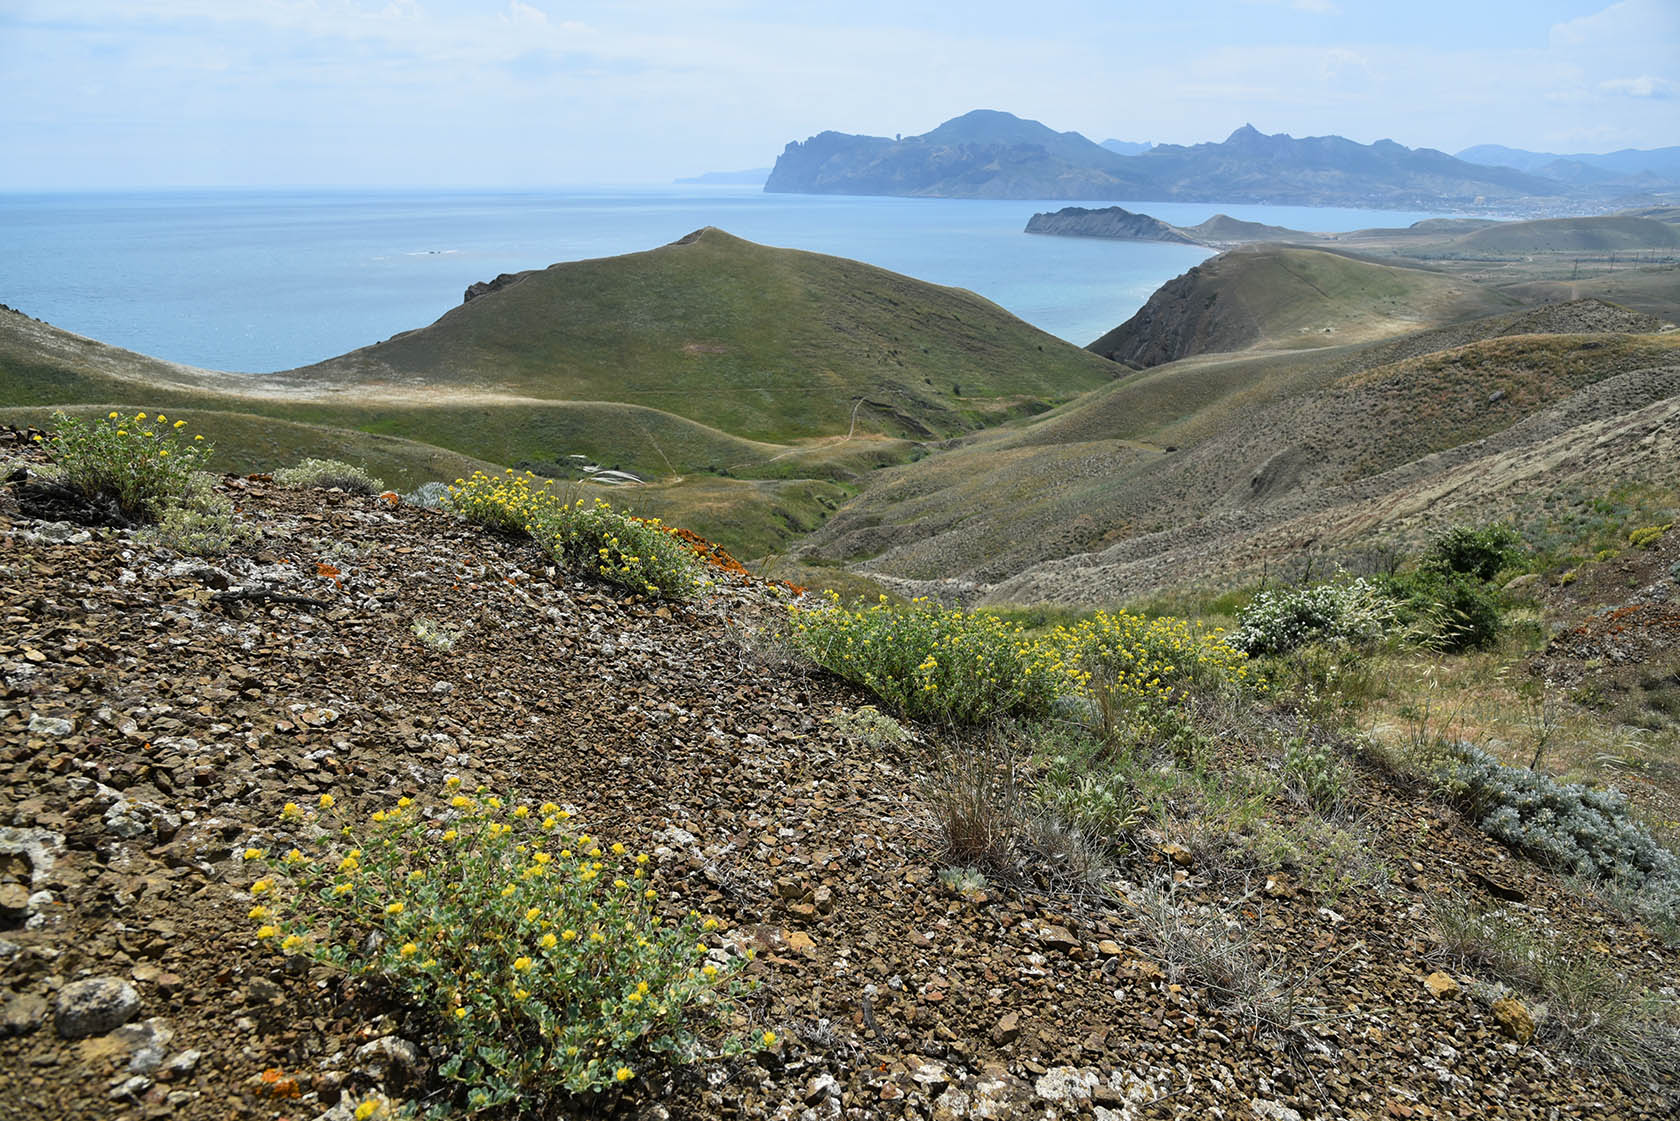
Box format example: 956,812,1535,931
0,187,1462,374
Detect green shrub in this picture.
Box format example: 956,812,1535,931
446,471,704,600
1423,524,1520,582
1228,579,1394,657
1038,748,1143,838
1386,570,1504,652
148,498,252,556
1280,738,1350,814
787,594,1066,726
250,786,742,1114
273,457,387,495
47,410,212,522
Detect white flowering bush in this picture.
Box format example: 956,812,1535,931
1450,747,1680,926
248,785,747,1114
1228,579,1396,657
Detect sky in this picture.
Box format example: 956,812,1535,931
1,0,1676,188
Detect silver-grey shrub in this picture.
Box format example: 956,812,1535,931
273,457,386,495
1450,746,1680,925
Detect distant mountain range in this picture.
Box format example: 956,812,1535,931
1100,139,1153,156
1458,144,1680,186
765,110,1676,209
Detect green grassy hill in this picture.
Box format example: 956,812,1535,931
1087,246,1517,367
282,227,1118,443
1,230,1121,559
1451,216,1680,254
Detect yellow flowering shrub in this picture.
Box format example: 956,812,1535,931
46,410,213,522
788,597,1250,733
1060,610,1250,745
252,789,741,1113
788,593,1068,725
445,471,703,599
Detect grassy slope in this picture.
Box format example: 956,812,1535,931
800,311,1680,600
1451,216,1680,254
1088,246,1518,366
282,228,1118,442
1494,267,1680,323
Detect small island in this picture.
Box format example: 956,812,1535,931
1024,205,1319,248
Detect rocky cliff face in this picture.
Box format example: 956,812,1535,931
461,271,525,304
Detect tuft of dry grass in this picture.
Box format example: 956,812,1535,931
1430,900,1680,1078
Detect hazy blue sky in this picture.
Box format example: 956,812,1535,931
2,0,1675,188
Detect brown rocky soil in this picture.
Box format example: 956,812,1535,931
1,436,1676,1120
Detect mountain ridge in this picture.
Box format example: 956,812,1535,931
767,112,1587,208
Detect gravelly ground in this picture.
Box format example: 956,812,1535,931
1,443,1676,1120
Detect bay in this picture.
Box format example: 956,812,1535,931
0,187,1458,374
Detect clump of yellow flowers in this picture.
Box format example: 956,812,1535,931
249,785,744,1111
787,592,1250,731
45,409,212,523
443,470,704,600
787,592,1071,725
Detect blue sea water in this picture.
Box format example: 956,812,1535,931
0,188,1459,374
